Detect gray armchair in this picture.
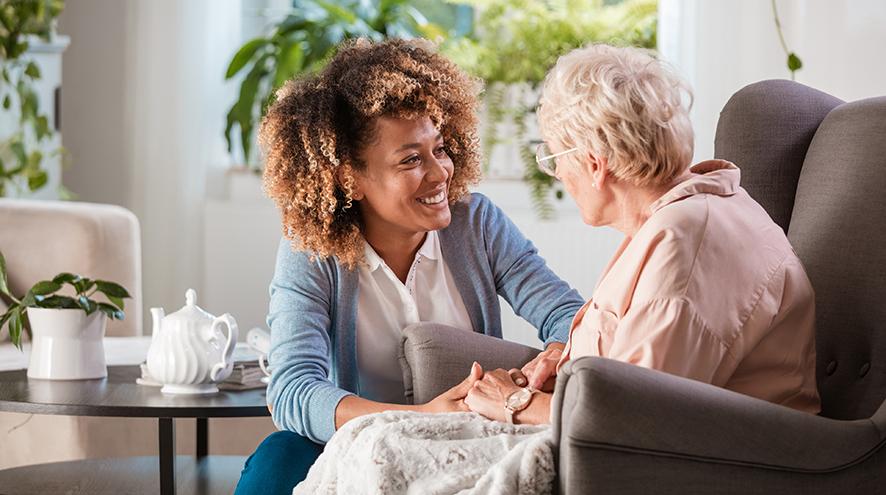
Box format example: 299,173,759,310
400,80,885,493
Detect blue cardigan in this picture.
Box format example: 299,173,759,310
266,193,585,443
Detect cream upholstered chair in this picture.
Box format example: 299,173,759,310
0,199,274,469
0,198,143,338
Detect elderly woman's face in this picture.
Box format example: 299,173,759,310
544,138,608,226
354,115,453,237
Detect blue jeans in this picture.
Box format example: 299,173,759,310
234,431,324,495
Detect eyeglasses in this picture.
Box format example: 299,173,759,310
535,142,578,177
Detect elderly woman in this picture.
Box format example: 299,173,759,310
233,39,585,495
463,44,821,425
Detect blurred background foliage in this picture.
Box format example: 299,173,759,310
0,0,66,198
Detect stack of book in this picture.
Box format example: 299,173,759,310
137,343,269,390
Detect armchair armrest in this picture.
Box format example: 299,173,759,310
400,323,541,404
552,357,886,492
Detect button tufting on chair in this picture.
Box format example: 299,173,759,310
859,363,871,377
826,361,838,375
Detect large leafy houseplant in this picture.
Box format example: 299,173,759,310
442,0,658,218
0,0,65,197
0,251,131,350
225,0,450,167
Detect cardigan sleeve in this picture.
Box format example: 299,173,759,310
477,194,586,347
265,238,354,444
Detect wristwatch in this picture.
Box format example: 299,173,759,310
504,387,538,424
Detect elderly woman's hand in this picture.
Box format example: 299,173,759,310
464,368,523,422
420,362,484,414
513,342,564,392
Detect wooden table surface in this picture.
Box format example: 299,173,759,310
0,365,270,418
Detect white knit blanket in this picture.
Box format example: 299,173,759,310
293,411,555,495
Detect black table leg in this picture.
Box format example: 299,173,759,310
159,417,175,495
196,418,208,458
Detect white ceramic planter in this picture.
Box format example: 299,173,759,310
26,308,108,380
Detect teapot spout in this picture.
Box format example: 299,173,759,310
150,307,165,339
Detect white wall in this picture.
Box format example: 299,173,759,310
58,1,130,206
659,0,886,163
59,0,242,330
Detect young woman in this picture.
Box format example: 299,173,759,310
233,38,585,495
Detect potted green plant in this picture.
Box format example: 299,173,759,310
0,251,131,380
224,0,452,169
441,0,658,218
0,0,66,197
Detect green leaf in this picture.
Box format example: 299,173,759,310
10,41,29,59
20,89,38,121
225,38,269,79
78,296,97,315
273,42,304,89
787,53,803,72
315,0,358,24
0,310,14,333
97,302,125,321
2,95,9,109
30,280,61,296
52,272,81,285
10,141,26,166
21,308,31,341
27,150,43,169
107,295,125,310
226,56,268,163
94,280,131,299
37,295,80,309
24,61,41,79
27,169,47,191
73,278,95,295
20,291,36,307
35,115,50,140
0,250,10,297
9,308,23,350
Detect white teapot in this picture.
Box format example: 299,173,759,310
147,289,239,394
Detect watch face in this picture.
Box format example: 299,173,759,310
506,388,532,409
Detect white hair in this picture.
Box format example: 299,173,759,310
538,43,694,186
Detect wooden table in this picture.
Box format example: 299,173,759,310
0,365,270,495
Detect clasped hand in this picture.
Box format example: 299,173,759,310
421,343,564,423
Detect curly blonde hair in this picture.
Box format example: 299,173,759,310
539,44,694,187
260,38,482,269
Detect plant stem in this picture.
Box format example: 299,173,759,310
771,0,796,81
770,0,789,55
0,291,21,306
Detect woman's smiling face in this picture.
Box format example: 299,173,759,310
353,115,454,238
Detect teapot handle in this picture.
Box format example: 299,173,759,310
209,313,239,382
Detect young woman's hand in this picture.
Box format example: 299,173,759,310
514,342,564,391
419,362,484,414
463,368,522,422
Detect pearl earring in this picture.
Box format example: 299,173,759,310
592,181,598,188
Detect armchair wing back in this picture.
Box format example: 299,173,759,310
715,80,886,420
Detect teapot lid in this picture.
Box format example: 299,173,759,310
165,289,214,323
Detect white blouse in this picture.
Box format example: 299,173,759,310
356,230,473,403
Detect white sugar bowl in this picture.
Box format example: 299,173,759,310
146,289,238,394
